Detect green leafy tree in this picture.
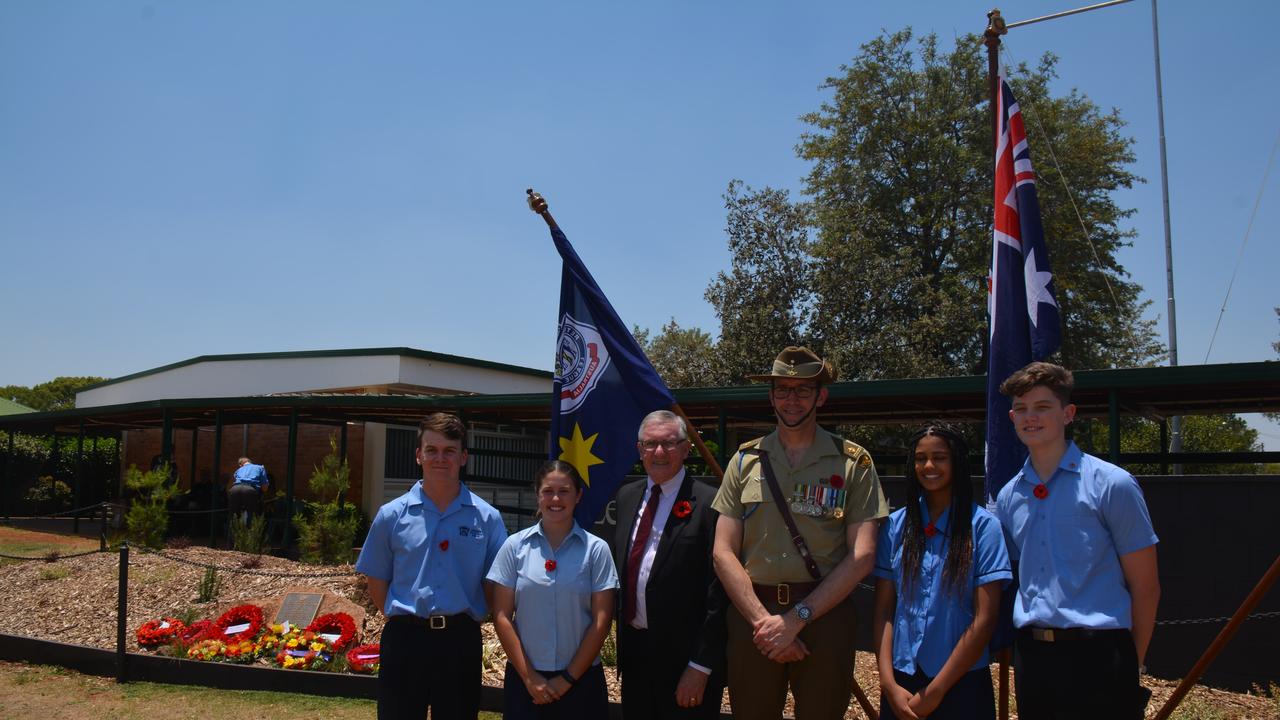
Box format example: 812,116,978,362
1082,415,1263,475
634,319,721,388
294,435,360,564
704,181,816,384
705,30,1162,383
0,376,106,412
123,464,179,548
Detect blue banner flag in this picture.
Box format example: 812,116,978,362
985,73,1062,504
549,224,675,525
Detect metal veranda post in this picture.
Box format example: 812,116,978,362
116,542,129,683
74,422,84,534
211,411,223,548
284,409,298,550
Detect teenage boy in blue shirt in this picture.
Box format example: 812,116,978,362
356,412,508,720
995,362,1160,719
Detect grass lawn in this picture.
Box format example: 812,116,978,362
0,662,504,719
0,525,100,565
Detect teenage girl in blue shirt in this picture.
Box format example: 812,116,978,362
873,424,1012,719
487,460,618,720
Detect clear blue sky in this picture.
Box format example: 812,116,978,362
2,1,1276,443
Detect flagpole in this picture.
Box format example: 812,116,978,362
527,189,726,482
670,403,725,481
982,18,1014,720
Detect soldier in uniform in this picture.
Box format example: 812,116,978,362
711,346,888,720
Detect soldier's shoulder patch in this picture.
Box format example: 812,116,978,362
737,437,764,452
841,438,867,460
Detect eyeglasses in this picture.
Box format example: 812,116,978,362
639,439,687,453
771,385,817,399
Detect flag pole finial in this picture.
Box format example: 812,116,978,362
986,9,1007,37
526,188,557,228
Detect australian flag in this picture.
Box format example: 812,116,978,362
549,224,675,525
985,72,1062,504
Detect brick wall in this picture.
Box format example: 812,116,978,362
121,423,365,505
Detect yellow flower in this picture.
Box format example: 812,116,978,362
286,638,298,648
309,642,325,652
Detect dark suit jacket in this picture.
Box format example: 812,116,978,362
613,472,727,677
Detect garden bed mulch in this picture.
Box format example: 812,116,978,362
0,538,1275,719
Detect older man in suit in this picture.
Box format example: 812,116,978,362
614,410,727,719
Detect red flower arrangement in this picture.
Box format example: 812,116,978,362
673,500,693,518
274,629,332,670
211,604,265,645
345,643,380,674
304,612,358,653
136,617,187,648
177,619,213,648
439,539,450,551
545,559,557,572
1033,483,1049,500
829,474,844,490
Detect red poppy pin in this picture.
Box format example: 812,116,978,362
673,500,693,518
439,539,450,551
924,521,938,538
829,474,845,490
1033,483,1049,500
545,559,557,572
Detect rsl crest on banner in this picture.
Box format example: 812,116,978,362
556,315,611,414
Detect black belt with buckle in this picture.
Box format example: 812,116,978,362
752,581,819,609
389,613,474,631
1020,626,1129,643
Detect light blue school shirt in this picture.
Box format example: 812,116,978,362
355,481,507,621
873,500,1012,677
486,521,618,672
995,442,1159,630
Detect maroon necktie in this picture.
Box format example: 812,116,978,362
623,483,662,625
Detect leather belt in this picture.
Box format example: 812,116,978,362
388,613,475,631
1020,626,1129,643
753,581,819,609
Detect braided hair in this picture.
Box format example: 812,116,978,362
900,423,974,598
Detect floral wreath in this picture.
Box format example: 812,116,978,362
303,612,358,654
186,638,227,662
211,604,265,645
345,643,381,674
177,619,213,648
136,617,187,648
273,628,332,670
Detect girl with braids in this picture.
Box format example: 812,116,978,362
872,424,1013,719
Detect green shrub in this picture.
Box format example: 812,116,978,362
230,514,268,555
197,567,219,603
25,476,73,509
123,464,179,549
294,436,360,565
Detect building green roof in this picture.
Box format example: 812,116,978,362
0,397,35,415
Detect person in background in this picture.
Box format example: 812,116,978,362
228,457,268,524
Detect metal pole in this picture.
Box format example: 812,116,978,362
189,426,199,491
74,422,85,534
1151,0,1182,469
3,431,12,523
1006,0,1134,29
1109,390,1122,463
716,406,728,468
339,422,348,462
116,543,129,684
211,411,223,548
284,409,298,550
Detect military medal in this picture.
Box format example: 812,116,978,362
791,481,846,518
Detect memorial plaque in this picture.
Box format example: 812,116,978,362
273,592,324,628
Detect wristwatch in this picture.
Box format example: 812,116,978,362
793,602,813,623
